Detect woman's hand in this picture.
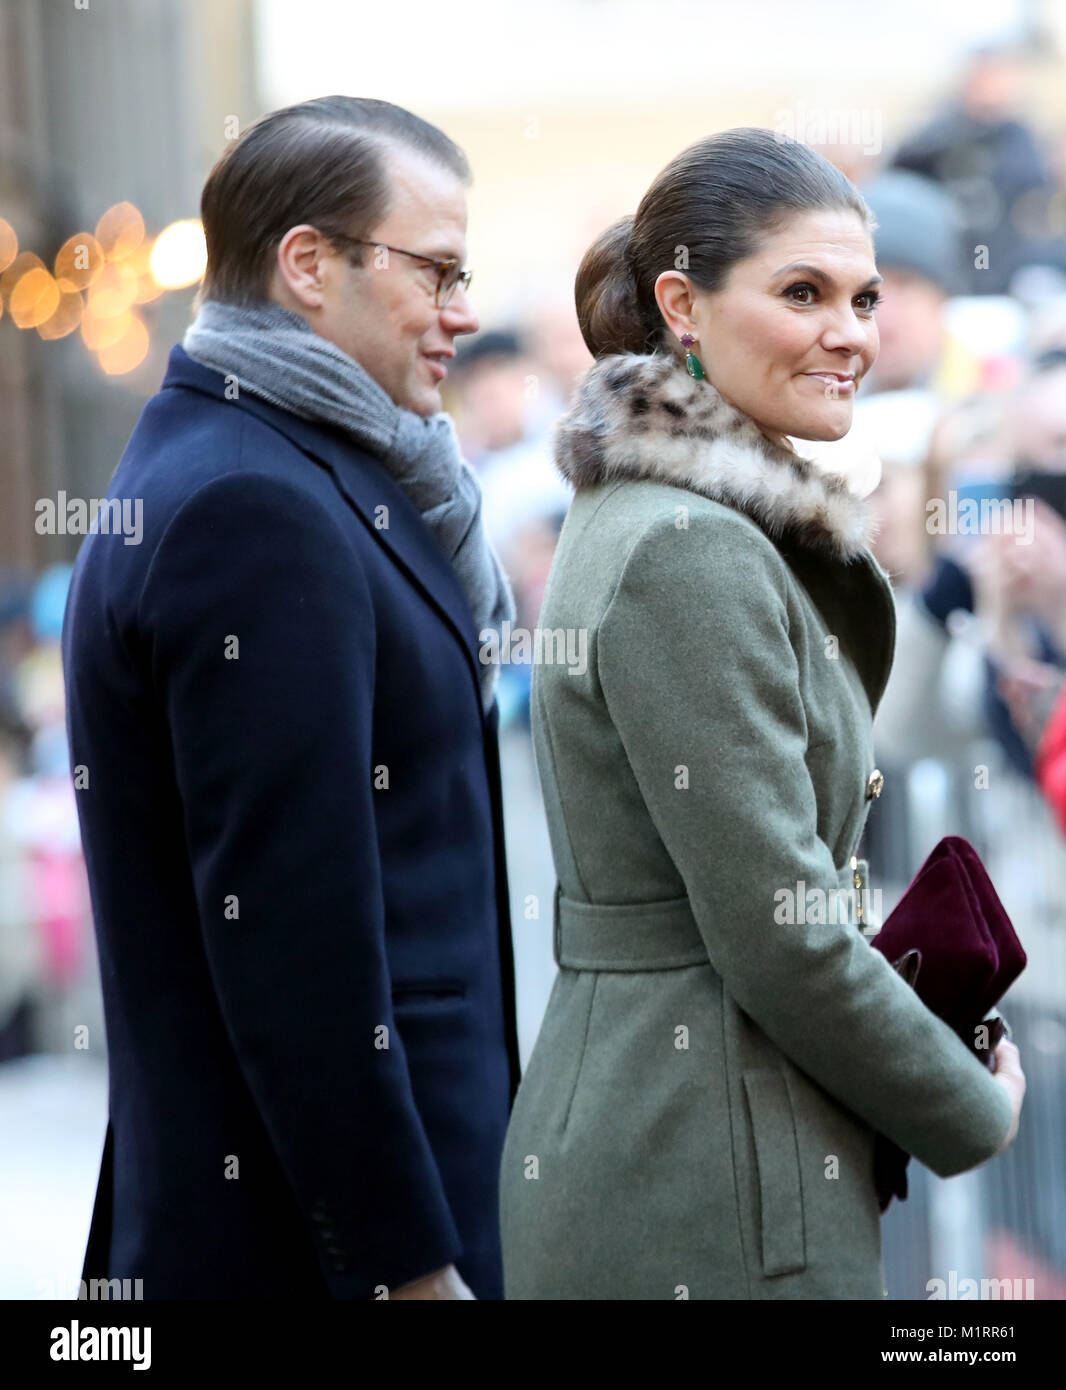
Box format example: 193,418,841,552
989,1038,1026,1155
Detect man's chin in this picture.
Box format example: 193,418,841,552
400,382,444,417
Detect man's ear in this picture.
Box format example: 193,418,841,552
273,224,331,311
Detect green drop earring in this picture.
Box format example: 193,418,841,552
680,332,705,380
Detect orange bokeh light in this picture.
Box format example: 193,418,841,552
124,237,164,303
0,250,45,302
2,207,173,361
0,219,17,274
81,306,132,351
10,267,61,328
86,261,139,318
97,312,150,375
54,233,105,291
38,288,85,340
95,202,145,261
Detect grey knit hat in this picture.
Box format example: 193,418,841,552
862,170,965,295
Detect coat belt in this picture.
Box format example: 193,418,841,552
552,886,708,971
552,863,862,972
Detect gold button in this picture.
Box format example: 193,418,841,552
866,768,884,800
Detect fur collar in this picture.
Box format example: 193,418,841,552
554,351,877,562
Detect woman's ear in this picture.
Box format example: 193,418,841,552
654,270,698,343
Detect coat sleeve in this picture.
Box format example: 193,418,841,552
138,466,462,1297
596,509,1013,1178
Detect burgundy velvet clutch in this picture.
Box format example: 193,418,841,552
868,835,1026,1210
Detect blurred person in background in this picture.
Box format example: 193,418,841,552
1028,668,1066,838
869,356,1066,785
867,399,990,744
860,390,960,750
448,329,534,467
938,356,1066,779
63,96,520,1302
5,567,94,1055
861,390,945,592
1026,295,1066,361
523,295,594,415
857,389,1010,894
0,578,36,1062
999,352,1066,825
890,43,1065,296
0,574,33,703
449,317,578,725
867,354,1066,1066
859,170,965,395
949,355,1066,1286
0,713,40,1064
451,322,574,557
449,303,588,557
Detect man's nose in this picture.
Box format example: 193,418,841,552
441,286,479,337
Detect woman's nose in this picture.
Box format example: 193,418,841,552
821,307,875,358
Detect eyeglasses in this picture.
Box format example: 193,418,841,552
329,235,473,308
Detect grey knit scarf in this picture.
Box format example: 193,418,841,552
182,299,513,713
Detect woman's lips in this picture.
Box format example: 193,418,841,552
424,354,450,382
802,372,856,395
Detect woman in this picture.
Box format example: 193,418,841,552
499,128,1025,1300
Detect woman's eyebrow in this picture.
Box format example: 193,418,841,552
773,261,883,289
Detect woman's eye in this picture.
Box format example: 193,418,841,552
786,283,884,313
786,283,815,304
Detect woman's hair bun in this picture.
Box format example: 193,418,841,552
574,214,652,359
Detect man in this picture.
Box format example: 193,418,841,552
63,96,521,1300
858,169,964,396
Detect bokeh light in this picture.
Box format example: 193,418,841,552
95,202,145,261
0,218,17,274
9,268,61,329
96,312,149,374
2,208,200,361
149,219,207,289
126,238,165,304
81,306,133,352
86,262,139,318
54,233,105,292
0,250,45,302
37,288,85,341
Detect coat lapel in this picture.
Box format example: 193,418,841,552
775,534,897,717
162,347,484,707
